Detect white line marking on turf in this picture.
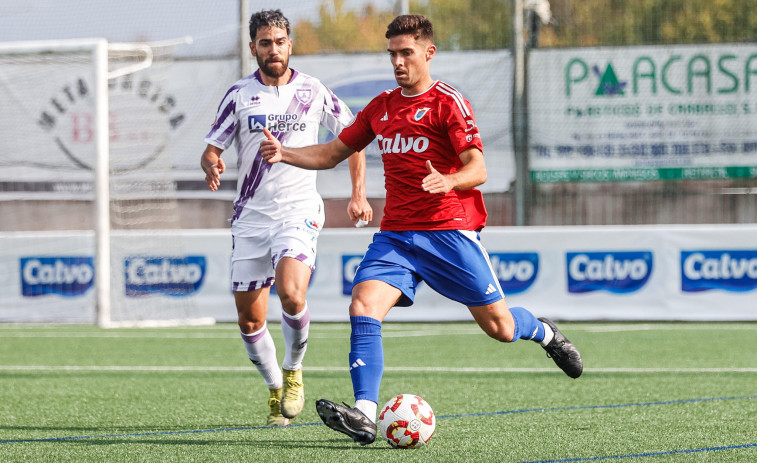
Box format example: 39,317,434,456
0,328,484,339
1,365,756,373
0,324,755,339
0,332,237,338
575,324,757,332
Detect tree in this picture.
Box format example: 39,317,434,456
293,0,512,54
293,0,395,54
546,0,757,47
292,0,757,54
411,0,512,50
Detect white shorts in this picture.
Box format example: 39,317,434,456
231,218,322,292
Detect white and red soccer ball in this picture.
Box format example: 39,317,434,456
378,394,436,449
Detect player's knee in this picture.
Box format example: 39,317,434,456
237,315,266,334
349,298,371,317
278,290,306,312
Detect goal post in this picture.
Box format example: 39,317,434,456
94,40,112,329
0,38,112,326
0,38,213,328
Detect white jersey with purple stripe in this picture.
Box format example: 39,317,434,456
205,69,355,235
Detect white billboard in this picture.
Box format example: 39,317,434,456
3,225,756,323
529,44,757,182
0,51,512,201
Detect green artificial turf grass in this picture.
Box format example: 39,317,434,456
1,322,756,462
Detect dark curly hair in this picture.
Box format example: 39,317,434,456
385,14,434,42
249,9,290,41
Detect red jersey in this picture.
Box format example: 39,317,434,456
339,81,488,231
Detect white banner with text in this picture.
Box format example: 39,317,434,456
2,225,756,323
0,51,512,201
529,43,757,182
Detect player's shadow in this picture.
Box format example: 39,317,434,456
0,424,180,433
53,437,383,450
1,424,383,451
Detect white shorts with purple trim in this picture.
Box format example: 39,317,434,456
230,218,321,292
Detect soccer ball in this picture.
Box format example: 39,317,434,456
378,394,436,449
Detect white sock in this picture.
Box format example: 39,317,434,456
281,304,310,371
240,324,282,389
355,399,377,421
539,322,554,347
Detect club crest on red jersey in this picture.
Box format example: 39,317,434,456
413,107,431,121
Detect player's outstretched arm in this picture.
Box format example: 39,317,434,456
347,149,373,226
201,144,225,191
422,147,487,194
260,127,354,170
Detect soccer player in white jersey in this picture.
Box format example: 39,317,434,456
200,9,372,426
261,15,582,444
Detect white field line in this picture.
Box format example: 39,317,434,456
0,329,482,338
578,324,757,332
1,365,756,373
0,332,239,339
2,324,755,338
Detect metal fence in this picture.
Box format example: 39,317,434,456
293,0,757,226
514,0,757,226
0,0,755,230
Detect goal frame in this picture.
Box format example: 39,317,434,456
0,39,111,326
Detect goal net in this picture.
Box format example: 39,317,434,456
0,38,213,327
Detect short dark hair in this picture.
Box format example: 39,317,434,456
385,15,434,42
249,9,290,41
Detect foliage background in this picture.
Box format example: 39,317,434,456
291,0,757,55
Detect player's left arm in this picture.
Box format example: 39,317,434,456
320,87,374,225
422,147,487,194
347,150,373,225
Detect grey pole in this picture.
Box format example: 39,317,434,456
399,0,409,15
240,0,250,78
512,0,530,226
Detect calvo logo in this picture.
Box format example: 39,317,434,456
567,251,653,294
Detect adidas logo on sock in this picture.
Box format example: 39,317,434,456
349,358,366,371
485,284,497,295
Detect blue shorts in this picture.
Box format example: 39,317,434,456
352,230,504,307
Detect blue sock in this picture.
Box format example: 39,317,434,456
349,316,384,404
509,306,545,342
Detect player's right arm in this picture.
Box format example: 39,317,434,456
200,144,226,191
202,82,240,192
260,127,355,170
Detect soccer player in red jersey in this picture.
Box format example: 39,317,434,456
261,15,582,445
